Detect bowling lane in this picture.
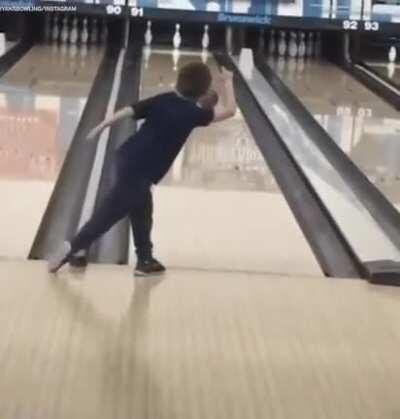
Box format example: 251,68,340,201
364,61,400,88
129,49,322,277
0,44,104,258
267,57,400,210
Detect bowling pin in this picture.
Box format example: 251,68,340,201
52,14,60,43
81,18,89,44
90,18,99,44
278,30,287,57
288,31,298,58
173,23,181,49
298,31,306,58
70,17,79,44
202,24,210,50
61,15,69,44
268,29,276,55
225,25,233,55
306,32,314,57
239,48,254,79
144,21,152,46
0,33,5,56
172,48,180,71
388,46,397,63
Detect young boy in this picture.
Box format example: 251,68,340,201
48,62,236,276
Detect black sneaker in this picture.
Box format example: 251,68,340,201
48,241,71,273
134,258,166,277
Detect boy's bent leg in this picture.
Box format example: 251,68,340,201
70,182,131,255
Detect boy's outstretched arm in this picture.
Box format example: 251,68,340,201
213,68,237,123
86,106,134,141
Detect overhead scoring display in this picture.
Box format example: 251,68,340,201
12,0,398,29
34,0,122,15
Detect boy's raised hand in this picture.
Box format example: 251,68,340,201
86,123,105,141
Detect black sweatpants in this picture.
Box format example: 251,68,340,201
70,174,153,261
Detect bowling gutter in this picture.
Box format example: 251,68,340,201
215,51,362,279
0,35,33,79
351,62,400,110
333,46,400,111
252,52,400,286
29,43,120,261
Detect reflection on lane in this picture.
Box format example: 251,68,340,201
129,49,322,276
0,44,103,258
267,56,400,209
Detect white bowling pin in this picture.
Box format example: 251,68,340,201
172,48,180,71
0,33,5,56
298,31,306,58
52,14,60,43
61,16,69,44
306,32,314,57
144,21,152,46
70,17,79,44
278,30,287,57
239,48,254,79
388,46,397,63
288,31,298,58
173,23,181,49
225,25,233,55
81,18,89,44
268,29,276,55
202,24,210,50
90,18,99,44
